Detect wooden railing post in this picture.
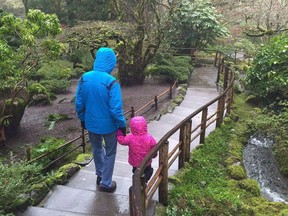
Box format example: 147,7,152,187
140,175,147,216
216,95,225,128
200,108,208,144
154,96,158,110
214,51,218,66
159,140,169,205
1,127,6,146
81,128,86,153
131,106,135,118
169,86,173,99
131,170,146,216
129,186,135,216
179,120,192,169
223,66,229,90
26,145,31,162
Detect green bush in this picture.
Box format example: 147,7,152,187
0,161,43,213
147,64,191,84
245,34,288,98
30,137,69,167
40,79,70,94
37,60,73,80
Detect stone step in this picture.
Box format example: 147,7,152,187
17,206,91,216
30,185,130,216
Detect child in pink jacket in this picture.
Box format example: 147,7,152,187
117,116,157,182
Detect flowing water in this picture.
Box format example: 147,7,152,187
243,135,288,203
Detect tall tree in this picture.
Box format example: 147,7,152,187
0,9,62,132
167,0,229,49
109,0,178,85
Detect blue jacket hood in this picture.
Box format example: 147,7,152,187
93,47,117,74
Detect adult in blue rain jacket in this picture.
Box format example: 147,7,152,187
75,47,126,193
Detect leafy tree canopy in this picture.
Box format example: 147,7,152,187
0,9,62,130
245,33,288,98
0,9,62,89
168,0,229,49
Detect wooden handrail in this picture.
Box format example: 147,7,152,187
26,78,178,170
129,49,235,215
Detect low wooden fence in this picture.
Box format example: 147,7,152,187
129,50,234,215
26,79,178,170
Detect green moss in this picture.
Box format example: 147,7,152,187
58,163,80,178
173,95,184,105
238,179,260,196
163,89,288,215
30,182,50,205
74,153,92,164
227,165,246,180
280,209,288,216
224,156,241,166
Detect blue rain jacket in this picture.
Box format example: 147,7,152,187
75,47,126,134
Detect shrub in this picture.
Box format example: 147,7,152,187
0,161,43,213
39,79,70,94
30,137,69,167
245,34,288,98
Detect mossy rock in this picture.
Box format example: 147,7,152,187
245,95,263,106
224,156,241,166
30,183,50,205
227,165,246,180
74,153,93,165
238,179,260,196
154,203,166,216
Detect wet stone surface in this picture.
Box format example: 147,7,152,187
243,135,288,203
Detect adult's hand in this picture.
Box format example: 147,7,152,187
119,127,126,136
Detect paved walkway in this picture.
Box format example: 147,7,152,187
18,66,219,216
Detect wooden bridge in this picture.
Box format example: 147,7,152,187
19,51,234,216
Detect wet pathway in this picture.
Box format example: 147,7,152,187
18,66,220,216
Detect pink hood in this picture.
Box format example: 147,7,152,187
130,116,147,136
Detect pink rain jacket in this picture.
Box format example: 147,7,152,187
117,116,157,167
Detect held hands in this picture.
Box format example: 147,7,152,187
117,127,126,137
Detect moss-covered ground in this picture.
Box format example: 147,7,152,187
162,93,288,216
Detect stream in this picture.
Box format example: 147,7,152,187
243,135,288,203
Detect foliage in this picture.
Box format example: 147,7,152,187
30,137,69,167
214,38,256,60
147,55,193,83
0,159,80,214
245,34,288,98
46,113,71,130
0,9,62,129
242,0,288,39
0,161,43,213
39,79,70,94
27,0,110,25
167,0,229,49
64,0,177,85
165,93,288,215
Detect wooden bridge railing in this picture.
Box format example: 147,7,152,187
26,79,178,170
129,50,234,215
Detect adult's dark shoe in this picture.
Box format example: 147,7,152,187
99,181,117,193
97,176,101,185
